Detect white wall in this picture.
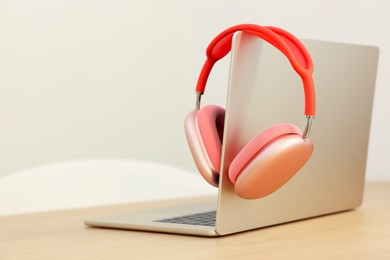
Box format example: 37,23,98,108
0,0,389,180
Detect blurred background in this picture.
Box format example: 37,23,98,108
0,0,389,181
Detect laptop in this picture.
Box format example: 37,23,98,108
84,32,379,237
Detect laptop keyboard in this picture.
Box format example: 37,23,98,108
154,211,216,227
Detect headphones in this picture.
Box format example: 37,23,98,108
185,24,316,199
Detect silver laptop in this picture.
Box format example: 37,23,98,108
85,32,379,237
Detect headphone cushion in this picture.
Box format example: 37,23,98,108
228,123,302,183
198,105,225,173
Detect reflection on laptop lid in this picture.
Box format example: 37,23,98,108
85,32,378,237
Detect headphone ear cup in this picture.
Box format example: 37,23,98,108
228,123,313,199
197,105,225,172
184,105,225,187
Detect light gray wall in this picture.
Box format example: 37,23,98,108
0,0,389,180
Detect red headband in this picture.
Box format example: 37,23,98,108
196,24,316,116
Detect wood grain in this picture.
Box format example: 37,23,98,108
1,182,389,259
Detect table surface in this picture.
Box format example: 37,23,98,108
1,182,389,259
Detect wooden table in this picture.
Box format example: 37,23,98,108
1,182,389,259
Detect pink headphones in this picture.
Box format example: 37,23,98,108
185,24,316,199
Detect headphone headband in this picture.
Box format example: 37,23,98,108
195,24,316,116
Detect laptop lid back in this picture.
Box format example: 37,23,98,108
216,32,379,235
